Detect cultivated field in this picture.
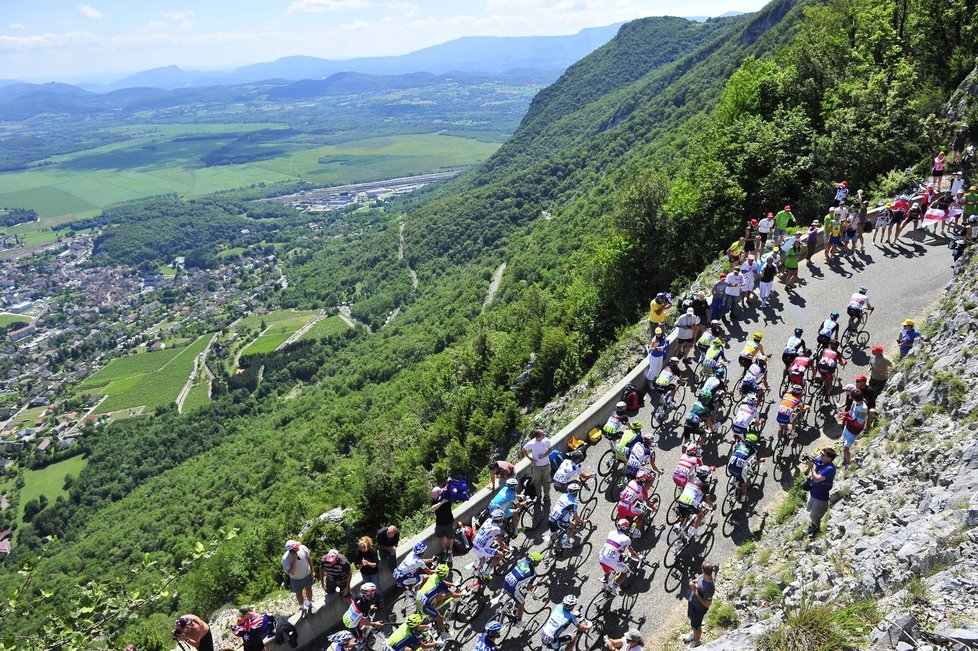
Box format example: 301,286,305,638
0,313,29,328
17,455,88,527
182,380,212,413
237,310,319,358
297,314,350,341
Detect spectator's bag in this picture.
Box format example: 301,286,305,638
453,524,473,554
273,615,299,649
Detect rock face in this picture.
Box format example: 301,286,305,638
700,250,978,649
945,58,978,123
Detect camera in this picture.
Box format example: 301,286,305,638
172,617,189,640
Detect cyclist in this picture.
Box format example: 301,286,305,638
489,477,525,535
700,337,727,372
653,357,686,406
816,312,841,350
739,356,769,402
731,395,765,442
781,327,807,378
785,347,811,393
602,401,630,437
416,564,463,639
846,287,875,329
472,621,503,651
540,595,590,651
775,387,808,442
695,320,725,357
392,542,435,590
728,433,764,500
672,443,704,491
327,631,358,651
553,455,592,493
738,332,766,371
625,429,664,480
472,509,510,575
617,470,657,537
598,519,643,595
614,421,643,463
383,615,441,651
342,582,384,637
816,340,847,397
674,466,716,539
501,552,544,628
547,482,583,548
683,397,713,446
700,364,728,407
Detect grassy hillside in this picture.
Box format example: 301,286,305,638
9,0,978,646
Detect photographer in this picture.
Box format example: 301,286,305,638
683,561,715,648
804,448,837,538
172,614,212,651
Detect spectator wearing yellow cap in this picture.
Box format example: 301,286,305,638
896,320,921,358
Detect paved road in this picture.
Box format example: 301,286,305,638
449,230,953,650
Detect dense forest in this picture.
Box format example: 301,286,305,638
7,0,978,647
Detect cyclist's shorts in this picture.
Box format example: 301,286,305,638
776,411,793,426
728,461,744,478
739,381,756,395
548,518,570,534
473,545,497,560
847,306,863,318
616,504,641,520
817,362,836,376
502,579,529,604
393,571,423,589
600,558,628,574
417,595,440,619
781,352,797,366
731,424,748,436
541,633,574,650
738,355,752,368
676,502,698,518
816,333,832,345
654,383,670,395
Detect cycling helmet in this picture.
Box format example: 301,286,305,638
616,518,631,532
636,470,651,482
746,433,759,444
710,319,722,328
696,466,711,479
490,508,505,522
485,621,504,637
406,614,425,630
361,582,377,596
527,551,544,565
753,332,763,341
714,365,726,379
630,421,643,431
858,287,867,294
745,395,758,406
566,482,581,494
562,595,579,608
685,443,701,456
435,563,450,578
505,477,519,489
413,541,428,555
829,339,840,350
757,357,768,367
699,389,713,402
843,383,856,392
330,631,355,645
794,327,803,336
615,401,627,412
830,311,839,319
669,356,680,366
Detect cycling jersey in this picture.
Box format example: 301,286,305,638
684,401,710,429
473,634,499,651
548,492,578,525
503,558,536,597
696,331,717,352
393,551,427,582
732,404,759,433
728,442,756,476
598,530,633,565
742,363,765,389
702,341,725,367
540,605,578,643
788,356,810,381
701,377,723,399
417,574,449,603
673,453,701,487
654,367,679,390
342,595,374,630
740,340,764,360
783,336,804,356
818,319,839,340
603,412,627,434
847,293,868,311
818,348,839,373
489,486,516,515
385,622,423,651
625,440,653,475
617,479,648,515
677,477,707,508
553,458,582,485
776,394,802,425
472,519,502,553
615,429,639,460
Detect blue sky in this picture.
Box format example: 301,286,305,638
1,0,768,82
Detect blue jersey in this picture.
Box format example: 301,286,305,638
473,633,499,651
728,443,756,474
503,559,536,594
490,486,516,512
541,605,578,640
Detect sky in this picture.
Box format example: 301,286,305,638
0,0,769,82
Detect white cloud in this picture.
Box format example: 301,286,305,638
7,22,28,32
287,0,372,14
78,4,104,20
385,2,420,17
0,31,98,50
161,10,196,21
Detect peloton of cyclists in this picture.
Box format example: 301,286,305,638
598,519,644,595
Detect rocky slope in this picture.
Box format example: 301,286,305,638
695,249,978,650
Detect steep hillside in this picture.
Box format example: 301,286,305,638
8,0,978,646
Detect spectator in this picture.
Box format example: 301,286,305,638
933,151,947,192
822,207,836,255
840,376,877,429
604,629,644,651
739,256,756,307
172,614,213,651
896,319,921,358
838,389,868,468
855,192,869,250
964,185,978,232
675,307,698,361
709,273,728,321
646,328,670,387
783,234,802,289
866,345,893,392
951,124,970,163
723,268,743,320
690,290,710,342
773,205,795,245
488,458,516,490
740,219,760,258
757,212,775,249
318,548,352,604
648,292,671,337
804,220,819,263
231,606,275,651
758,255,777,308
683,561,716,648
523,428,554,501
282,540,315,613
805,447,837,538
353,536,384,607
833,181,849,206
375,525,400,567
431,486,455,561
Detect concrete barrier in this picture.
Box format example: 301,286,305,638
270,203,898,649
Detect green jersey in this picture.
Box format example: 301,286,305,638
965,192,978,217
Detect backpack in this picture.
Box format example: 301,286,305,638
621,384,642,411
453,524,473,554
446,477,470,503
549,449,565,475
273,615,298,649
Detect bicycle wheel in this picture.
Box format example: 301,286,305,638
447,568,464,586
584,590,611,623
641,494,661,535
597,449,616,477
520,501,545,532
454,576,487,623
523,580,550,615
383,591,416,636
579,475,597,503
856,330,870,347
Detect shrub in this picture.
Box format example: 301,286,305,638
705,600,739,630
759,596,880,651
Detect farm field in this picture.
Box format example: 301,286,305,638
17,455,88,527
85,334,213,414
233,308,319,333
0,313,29,328
182,380,212,413
6,405,49,431
297,315,350,341
237,310,319,358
